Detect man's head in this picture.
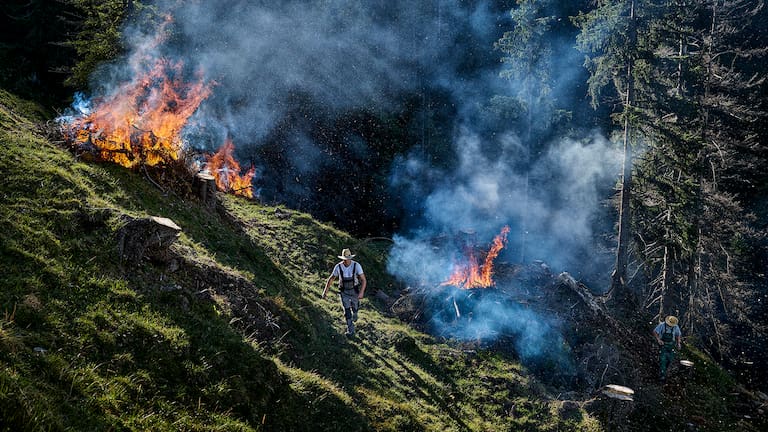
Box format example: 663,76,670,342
665,315,679,327
338,248,355,263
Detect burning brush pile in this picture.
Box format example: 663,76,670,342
441,225,511,289
57,23,254,199
389,225,627,387
391,225,522,330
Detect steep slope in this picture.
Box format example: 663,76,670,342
3,88,765,432
0,88,604,431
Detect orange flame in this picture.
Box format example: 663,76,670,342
205,138,255,198
441,225,511,289
62,57,213,168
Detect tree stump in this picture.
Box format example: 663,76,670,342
193,172,217,208
117,216,182,264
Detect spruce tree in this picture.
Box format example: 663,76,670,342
573,0,645,308
496,0,560,263
633,0,767,363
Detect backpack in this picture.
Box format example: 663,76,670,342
336,261,358,293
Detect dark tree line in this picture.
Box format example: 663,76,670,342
499,0,768,383
0,0,152,105
566,0,768,379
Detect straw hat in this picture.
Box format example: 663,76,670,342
665,315,679,327
338,248,355,260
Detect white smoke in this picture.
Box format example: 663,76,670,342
158,0,503,143
388,129,620,285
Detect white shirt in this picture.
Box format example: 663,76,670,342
332,261,364,279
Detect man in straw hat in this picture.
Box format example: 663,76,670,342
653,315,682,381
323,248,367,337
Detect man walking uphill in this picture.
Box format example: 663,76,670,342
653,315,682,381
323,248,367,337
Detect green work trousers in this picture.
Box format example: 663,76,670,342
659,344,675,379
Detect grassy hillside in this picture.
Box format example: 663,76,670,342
0,88,604,431
3,88,766,432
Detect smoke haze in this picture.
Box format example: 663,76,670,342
162,0,504,141
77,0,621,372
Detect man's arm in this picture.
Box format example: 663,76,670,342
322,275,336,299
653,329,663,346
357,273,367,299
675,333,682,350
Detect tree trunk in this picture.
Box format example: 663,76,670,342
610,0,636,303
612,110,633,290
689,0,717,352
521,79,532,264
193,172,217,208
659,209,671,320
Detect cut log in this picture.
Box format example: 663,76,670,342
117,215,182,264
556,272,643,352
602,384,635,401
557,272,612,323
193,172,217,208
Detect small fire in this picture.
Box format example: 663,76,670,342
441,225,511,289
205,138,255,198
61,57,213,168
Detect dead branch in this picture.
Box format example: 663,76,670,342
142,164,166,193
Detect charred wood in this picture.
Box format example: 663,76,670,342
556,272,614,325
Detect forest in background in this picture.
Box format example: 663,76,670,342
2,0,767,389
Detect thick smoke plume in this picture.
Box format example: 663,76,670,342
388,130,620,283
93,1,517,228
163,0,502,142
387,128,619,374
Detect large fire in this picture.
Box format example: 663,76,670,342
58,14,258,200
205,138,256,198
61,58,213,168
441,225,511,289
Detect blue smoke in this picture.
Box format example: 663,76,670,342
425,284,575,375
56,91,91,124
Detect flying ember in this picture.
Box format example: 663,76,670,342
205,138,256,198
60,57,213,168
441,226,511,289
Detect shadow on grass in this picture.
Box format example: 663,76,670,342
357,336,469,431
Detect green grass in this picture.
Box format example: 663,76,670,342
6,87,746,431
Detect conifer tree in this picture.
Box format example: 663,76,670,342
573,0,644,307
496,0,560,262
676,0,765,361
64,0,156,89
633,0,767,361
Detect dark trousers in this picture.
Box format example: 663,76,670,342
339,289,359,334
659,344,675,378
